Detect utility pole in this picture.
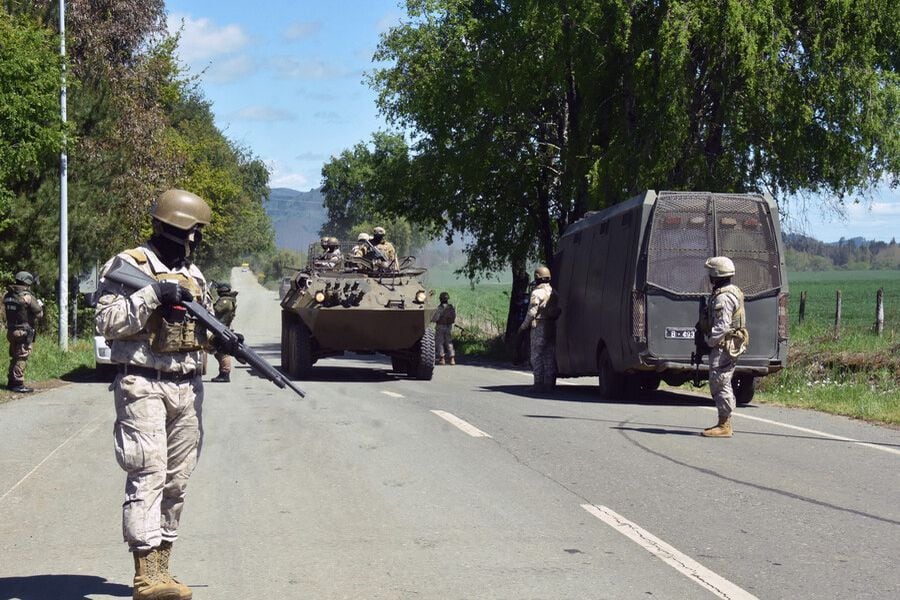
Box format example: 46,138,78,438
58,0,69,350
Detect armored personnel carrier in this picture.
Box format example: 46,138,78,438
280,241,435,380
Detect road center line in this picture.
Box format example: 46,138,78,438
431,410,492,438
380,390,405,398
0,415,105,504
700,407,900,456
581,504,759,600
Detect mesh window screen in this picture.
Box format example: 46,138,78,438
646,192,781,296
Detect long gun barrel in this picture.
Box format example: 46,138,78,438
102,257,305,398
691,296,710,388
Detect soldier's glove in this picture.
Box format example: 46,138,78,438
213,331,245,356
151,281,193,306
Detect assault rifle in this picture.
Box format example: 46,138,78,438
102,257,305,398
690,296,710,388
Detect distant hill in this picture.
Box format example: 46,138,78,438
266,187,328,252
784,232,899,270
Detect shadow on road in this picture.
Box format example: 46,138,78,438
233,345,403,384
480,384,716,408
0,574,131,599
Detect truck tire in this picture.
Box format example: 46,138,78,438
284,319,313,379
597,347,624,399
408,328,435,380
734,373,757,405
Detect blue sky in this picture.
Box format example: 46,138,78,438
166,1,898,244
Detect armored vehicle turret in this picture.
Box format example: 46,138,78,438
280,241,435,380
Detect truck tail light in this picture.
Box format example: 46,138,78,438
777,292,789,340
632,290,646,342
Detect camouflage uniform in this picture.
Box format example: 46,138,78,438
4,283,44,390
704,284,745,420
96,244,211,553
431,301,456,363
521,282,557,390
212,290,238,378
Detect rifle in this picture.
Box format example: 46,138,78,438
453,323,467,333
364,239,388,262
690,296,710,388
102,257,305,398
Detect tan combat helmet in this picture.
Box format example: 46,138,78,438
534,265,551,281
151,189,212,231
320,236,329,248
705,256,735,278
327,236,340,248
14,271,35,286
357,232,371,242
373,226,386,236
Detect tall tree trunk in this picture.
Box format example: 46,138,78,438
505,254,530,342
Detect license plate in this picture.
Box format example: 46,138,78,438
665,327,695,340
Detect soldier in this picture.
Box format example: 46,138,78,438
95,189,242,600
699,256,749,438
351,232,371,258
517,265,560,392
211,282,238,383
372,226,397,267
314,236,342,269
431,291,456,365
4,271,44,393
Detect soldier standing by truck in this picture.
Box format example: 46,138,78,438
518,266,559,392
431,291,456,365
211,282,238,382
4,271,44,393
699,256,749,438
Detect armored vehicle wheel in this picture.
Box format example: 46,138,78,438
284,318,314,379
734,373,757,405
407,328,435,380
640,375,661,391
391,356,409,373
597,347,624,399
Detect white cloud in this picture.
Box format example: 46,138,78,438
266,159,311,190
230,106,296,122
272,57,352,80
205,55,258,84
168,13,250,63
283,21,321,41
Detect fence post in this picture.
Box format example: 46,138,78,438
875,287,884,336
799,291,807,324
834,290,842,339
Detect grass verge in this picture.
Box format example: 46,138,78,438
0,337,96,404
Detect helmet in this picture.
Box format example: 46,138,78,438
14,271,35,286
705,256,735,278
217,283,231,294
357,232,370,242
150,189,212,231
534,265,551,281
320,236,329,247
373,226,386,236
327,236,339,247
439,292,450,302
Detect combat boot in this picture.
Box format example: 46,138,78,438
435,357,445,366
701,415,733,438
132,549,180,600
449,357,456,365
157,541,192,600
210,372,230,383
8,383,33,393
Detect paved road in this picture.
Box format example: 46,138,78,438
1,269,897,599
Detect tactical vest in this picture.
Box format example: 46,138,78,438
4,287,31,330
705,284,749,358
124,248,205,353
436,303,456,325
214,294,236,326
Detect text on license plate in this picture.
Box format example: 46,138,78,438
665,327,695,340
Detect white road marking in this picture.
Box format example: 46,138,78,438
381,390,405,398
431,410,492,438
581,504,759,600
701,407,900,456
0,415,104,504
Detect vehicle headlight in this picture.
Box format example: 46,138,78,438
415,290,427,303
314,291,326,303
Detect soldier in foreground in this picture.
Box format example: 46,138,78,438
211,282,238,382
431,291,456,365
4,271,44,393
96,189,242,600
518,266,559,392
699,256,749,438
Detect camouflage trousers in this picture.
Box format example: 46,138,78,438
113,372,203,552
6,330,32,385
214,352,232,374
435,324,455,359
529,321,557,387
709,348,736,418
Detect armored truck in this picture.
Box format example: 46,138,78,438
280,242,435,380
553,190,789,403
